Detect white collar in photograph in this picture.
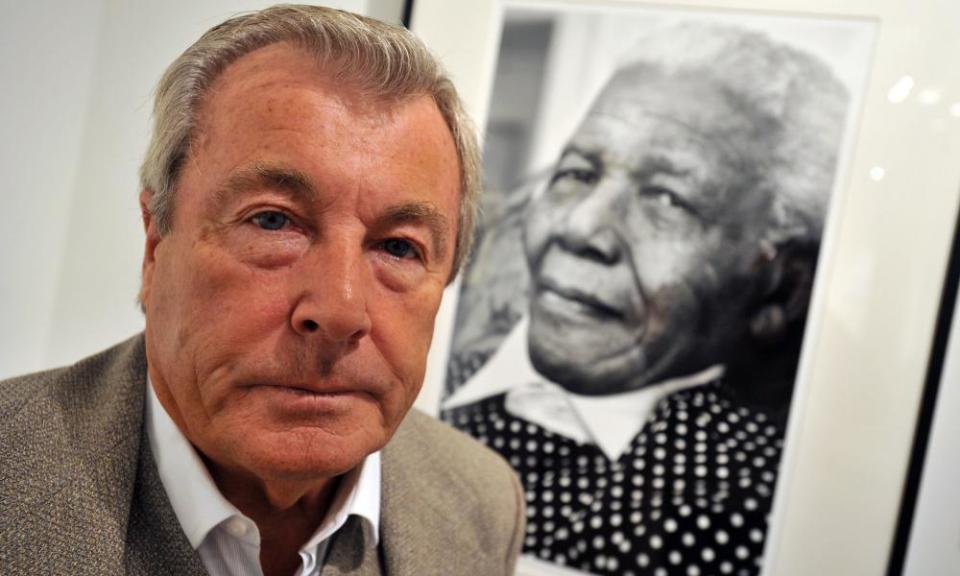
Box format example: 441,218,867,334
442,317,723,461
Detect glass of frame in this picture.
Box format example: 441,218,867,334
409,1,960,575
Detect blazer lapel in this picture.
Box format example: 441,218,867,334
123,428,207,575
320,516,382,576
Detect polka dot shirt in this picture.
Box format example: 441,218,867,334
443,383,784,575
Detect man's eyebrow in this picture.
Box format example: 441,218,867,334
559,145,600,165
378,202,452,261
561,145,693,180
214,164,315,205
635,155,695,180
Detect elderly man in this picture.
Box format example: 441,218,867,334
443,22,848,575
0,6,524,576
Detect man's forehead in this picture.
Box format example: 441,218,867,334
570,110,748,175
595,69,757,130
195,42,399,138
210,42,335,90
188,44,445,166
578,72,768,168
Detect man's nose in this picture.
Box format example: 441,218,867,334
557,178,625,263
290,245,371,346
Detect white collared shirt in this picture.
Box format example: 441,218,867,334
146,380,381,576
443,317,724,461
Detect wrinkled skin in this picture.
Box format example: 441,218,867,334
140,43,461,511
524,71,778,395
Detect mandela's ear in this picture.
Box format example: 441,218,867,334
748,239,819,345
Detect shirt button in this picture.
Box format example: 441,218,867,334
225,517,248,538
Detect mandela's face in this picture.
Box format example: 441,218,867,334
524,72,774,395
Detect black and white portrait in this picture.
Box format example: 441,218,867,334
440,4,874,575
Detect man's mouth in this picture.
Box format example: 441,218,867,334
248,383,375,411
535,278,625,320
268,384,352,396
244,379,374,398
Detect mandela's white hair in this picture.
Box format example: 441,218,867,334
611,21,850,243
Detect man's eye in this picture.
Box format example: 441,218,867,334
252,211,289,231
552,168,597,186
381,238,419,260
643,186,687,210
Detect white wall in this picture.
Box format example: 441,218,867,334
0,0,106,378
0,0,403,379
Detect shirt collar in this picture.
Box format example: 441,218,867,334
145,378,381,552
442,317,723,460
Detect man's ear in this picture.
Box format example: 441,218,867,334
748,239,819,345
139,188,162,307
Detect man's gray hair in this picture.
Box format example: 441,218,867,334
610,21,850,244
140,4,480,278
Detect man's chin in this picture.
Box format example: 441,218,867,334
527,325,648,393
265,437,380,480
545,372,637,396
528,343,641,396
205,422,387,483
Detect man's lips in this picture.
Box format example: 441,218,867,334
247,384,375,412
243,383,374,417
258,384,358,396
241,379,377,398
535,277,625,319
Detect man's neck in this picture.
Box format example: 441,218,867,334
205,459,340,576
256,491,335,576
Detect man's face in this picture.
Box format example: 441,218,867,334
524,71,773,395
140,43,460,484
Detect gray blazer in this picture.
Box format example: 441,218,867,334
0,335,524,575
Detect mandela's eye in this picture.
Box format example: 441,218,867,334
252,211,289,231
550,152,598,188
551,167,598,186
645,186,681,207
382,238,418,259
641,185,694,212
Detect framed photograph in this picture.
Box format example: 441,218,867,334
410,1,960,575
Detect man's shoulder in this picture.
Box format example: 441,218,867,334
391,408,517,482
0,333,148,497
0,335,146,422
0,335,148,575
380,408,525,573
388,408,522,502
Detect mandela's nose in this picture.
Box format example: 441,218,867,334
557,180,624,264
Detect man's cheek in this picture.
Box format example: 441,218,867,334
400,298,439,357
522,211,554,269
191,255,288,316
375,293,437,373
